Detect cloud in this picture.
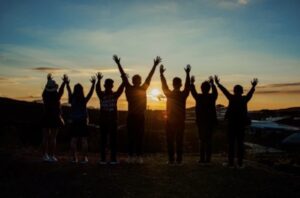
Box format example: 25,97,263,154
32,67,65,73
259,82,300,88
215,0,250,9
256,89,300,94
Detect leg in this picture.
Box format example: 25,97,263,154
81,137,88,159
166,121,175,162
205,126,213,163
100,125,108,161
136,116,145,157
228,125,235,166
49,128,58,157
110,123,117,162
42,128,50,156
176,123,184,163
71,137,78,161
127,116,134,157
237,128,245,166
197,125,205,162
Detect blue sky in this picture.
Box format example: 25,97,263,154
1,0,300,109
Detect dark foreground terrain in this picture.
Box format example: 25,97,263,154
1,149,299,198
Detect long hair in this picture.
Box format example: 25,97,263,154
73,83,85,104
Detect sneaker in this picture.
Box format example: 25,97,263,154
80,157,88,164
71,158,78,164
98,160,107,165
237,165,245,169
222,162,235,169
137,157,144,164
127,157,135,164
42,154,50,162
110,161,120,165
49,156,58,162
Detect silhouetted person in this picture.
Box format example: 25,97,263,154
215,76,258,168
95,72,124,165
191,76,218,164
113,55,161,163
160,64,191,165
66,75,96,164
41,74,67,162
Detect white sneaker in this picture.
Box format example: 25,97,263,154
98,160,107,165
110,161,120,165
237,165,245,169
80,157,88,164
127,157,135,164
137,157,144,164
43,154,50,162
49,156,58,162
71,158,78,164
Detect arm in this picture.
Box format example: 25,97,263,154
95,72,104,99
214,75,232,100
183,65,191,97
113,55,130,87
58,74,68,99
142,56,162,89
115,82,125,98
210,76,218,100
85,76,96,103
190,76,198,99
160,65,171,96
246,78,258,102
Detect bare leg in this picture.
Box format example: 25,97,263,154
49,128,58,157
71,137,78,161
81,137,88,159
42,128,50,156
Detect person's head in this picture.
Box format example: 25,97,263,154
45,79,58,92
132,74,142,86
73,83,85,101
104,78,114,91
172,77,182,90
201,81,211,94
233,85,243,96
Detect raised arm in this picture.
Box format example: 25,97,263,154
214,75,232,100
95,72,104,99
160,65,171,96
190,75,198,99
183,65,191,97
210,76,218,100
58,74,68,99
113,55,130,87
115,82,125,98
142,56,162,89
246,78,258,102
62,74,72,103
85,76,96,103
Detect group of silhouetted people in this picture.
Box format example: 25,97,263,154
41,55,258,168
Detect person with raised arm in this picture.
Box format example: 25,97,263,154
190,76,218,165
214,75,258,168
41,74,67,162
95,72,124,165
160,64,191,165
66,75,96,164
113,55,161,164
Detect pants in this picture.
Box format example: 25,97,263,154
127,114,145,157
197,124,213,163
100,121,117,161
166,120,185,162
228,123,245,166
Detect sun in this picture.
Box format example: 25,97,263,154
150,88,161,97
149,88,164,101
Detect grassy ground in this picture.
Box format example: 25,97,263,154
0,149,300,198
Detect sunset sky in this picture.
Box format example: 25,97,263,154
1,0,300,110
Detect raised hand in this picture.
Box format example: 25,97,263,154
160,64,166,74
153,56,162,66
214,75,220,84
191,76,195,84
90,76,96,84
184,64,191,73
47,73,53,81
251,78,258,87
209,76,214,84
96,72,103,81
62,74,70,84
113,55,121,65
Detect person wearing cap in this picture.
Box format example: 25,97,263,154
41,73,68,162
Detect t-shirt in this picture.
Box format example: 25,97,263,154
125,85,147,115
165,90,189,123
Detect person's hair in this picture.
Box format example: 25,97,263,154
132,74,142,86
172,77,182,89
201,81,211,94
234,85,243,95
73,83,85,103
104,78,114,89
